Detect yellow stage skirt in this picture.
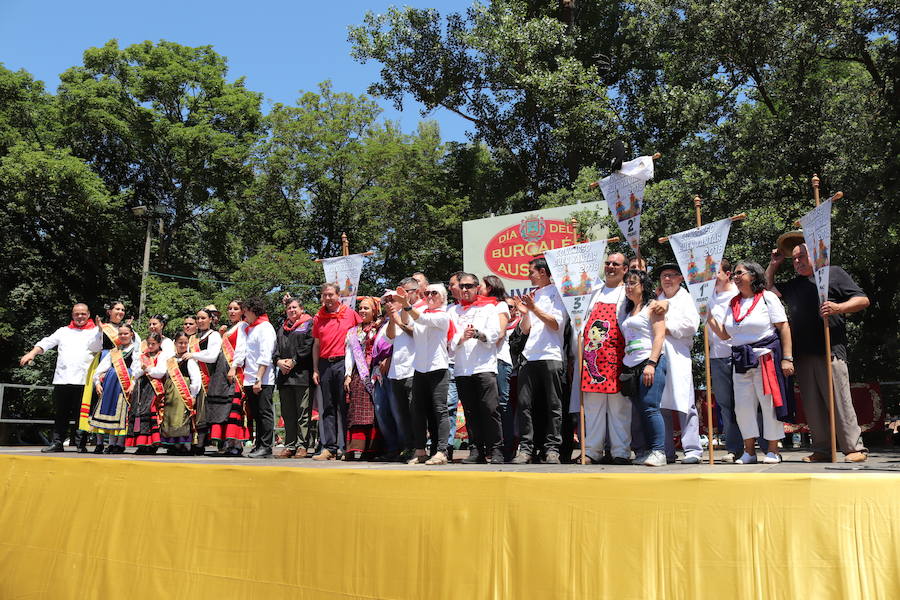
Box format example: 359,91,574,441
1,455,898,599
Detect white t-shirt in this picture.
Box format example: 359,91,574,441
495,302,512,365
522,285,567,362
412,309,451,373
451,303,500,376
708,286,738,359
621,306,654,368
721,290,787,348
388,324,415,380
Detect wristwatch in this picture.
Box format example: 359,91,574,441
783,356,794,362
403,306,412,312
647,358,658,367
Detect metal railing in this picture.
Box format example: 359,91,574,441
0,383,56,424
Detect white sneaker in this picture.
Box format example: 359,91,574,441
644,450,667,467
735,452,757,464
720,452,736,464
681,455,701,464
762,452,782,464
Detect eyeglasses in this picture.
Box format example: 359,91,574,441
624,281,641,288
424,290,441,297
660,273,681,279
459,283,478,290
731,270,748,279
605,261,623,267
403,288,417,293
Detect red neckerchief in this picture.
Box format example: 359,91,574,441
507,316,521,331
459,295,498,309
245,314,270,335
316,303,347,320
730,292,763,323
68,319,96,330
283,313,312,332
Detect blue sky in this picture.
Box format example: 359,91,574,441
0,0,471,141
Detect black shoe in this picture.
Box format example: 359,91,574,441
192,445,206,456
462,449,485,464
41,441,64,453
112,445,126,454
490,450,505,465
77,446,89,454
93,444,105,454
225,448,242,457
373,451,400,462
103,445,114,454
248,447,272,459
542,451,561,465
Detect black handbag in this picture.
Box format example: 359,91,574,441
618,360,647,399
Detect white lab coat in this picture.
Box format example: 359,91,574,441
658,287,699,413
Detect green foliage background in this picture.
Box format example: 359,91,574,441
2,0,897,391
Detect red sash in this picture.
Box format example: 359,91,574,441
189,335,211,393
222,326,245,391
140,353,166,396
167,357,195,415
581,301,625,394
111,348,133,398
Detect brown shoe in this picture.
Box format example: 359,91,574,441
292,448,308,459
845,452,868,463
312,449,335,461
274,447,295,459
802,453,831,463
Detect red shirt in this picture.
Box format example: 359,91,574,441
312,304,362,359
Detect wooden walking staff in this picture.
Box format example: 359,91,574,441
659,199,746,465
314,232,376,262
570,218,621,465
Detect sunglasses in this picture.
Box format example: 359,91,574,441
731,270,748,279
424,290,441,297
458,283,478,290
403,288,417,293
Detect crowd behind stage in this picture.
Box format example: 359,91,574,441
20,239,872,466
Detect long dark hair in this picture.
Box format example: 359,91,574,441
624,269,654,314
482,275,508,302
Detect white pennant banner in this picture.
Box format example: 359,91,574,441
798,199,833,305
666,218,732,322
321,253,364,309
544,240,608,334
598,155,655,252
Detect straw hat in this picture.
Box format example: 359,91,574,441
776,231,805,257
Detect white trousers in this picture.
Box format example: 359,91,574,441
580,392,631,459
733,368,785,441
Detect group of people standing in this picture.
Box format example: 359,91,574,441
20,236,870,465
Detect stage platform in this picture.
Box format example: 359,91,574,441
2,447,899,599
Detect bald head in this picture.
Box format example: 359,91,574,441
604,252,628,286
71,303,90,327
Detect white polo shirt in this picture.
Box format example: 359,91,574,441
450,302,500,376
521,285,567,362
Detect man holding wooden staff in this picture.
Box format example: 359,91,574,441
766,240,869,463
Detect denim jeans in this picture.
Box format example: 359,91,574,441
447,363,459,448
496,360,515,456
710,357,743,455
373,379,402,453
629,354,668,453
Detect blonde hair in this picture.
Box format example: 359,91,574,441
425,283,448,305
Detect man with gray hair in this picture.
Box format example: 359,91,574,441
20,303,103,452
386,276,421,461
766,241,870,462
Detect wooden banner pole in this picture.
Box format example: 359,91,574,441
657,213,746,244
812,175,839,463
693,196,717,466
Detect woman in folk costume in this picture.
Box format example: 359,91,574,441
146,314,175,354
342,296,383,460
182,307,221,455
159,331,202,455
78,301,139,453
90,324,138,454
219,300,251,456
125,332,168,454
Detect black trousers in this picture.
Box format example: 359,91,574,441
244,384,275,449
318,360,346,452
278,384,311,449
412,369,449,453
456,372,501,455
389,377,414,450
516,360,564,455
52,384,84,444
